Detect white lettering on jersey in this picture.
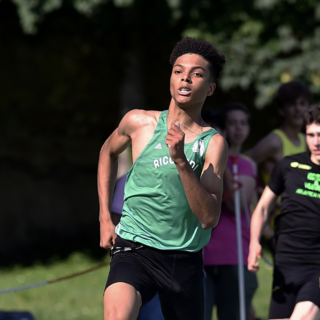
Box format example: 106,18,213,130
154,160,160,168
153,156,199,171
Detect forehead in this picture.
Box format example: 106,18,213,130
174,53,210,71
285,96,310,105
226,110,248,120
306,123,320,133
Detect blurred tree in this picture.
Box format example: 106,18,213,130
9,0,320,108
1,0,319,262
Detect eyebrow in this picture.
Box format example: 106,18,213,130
173,64,205,72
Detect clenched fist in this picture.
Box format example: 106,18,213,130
100,219,117,250
166,122,186,163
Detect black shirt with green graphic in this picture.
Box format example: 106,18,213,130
269,152,320,266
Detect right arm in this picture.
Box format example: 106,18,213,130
98,113,134,250
247,186,277,272
245,133,281,164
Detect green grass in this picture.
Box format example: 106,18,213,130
0,252,273,320
252,256,273,319
0,252,109,320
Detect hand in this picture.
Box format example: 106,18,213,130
100,219,117,250
247,241,262,273
165,122,185,163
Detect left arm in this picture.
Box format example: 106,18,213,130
166,123,228,229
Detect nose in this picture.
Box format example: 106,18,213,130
182,75,192,84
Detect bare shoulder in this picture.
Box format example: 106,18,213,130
208,132,228,153
246,131,282,160
206,133,228,174
264,131,282,149
122,109,161,125
119,109,161,136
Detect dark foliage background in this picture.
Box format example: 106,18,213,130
0,0,319,265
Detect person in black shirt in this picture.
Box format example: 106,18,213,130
248,105,320,320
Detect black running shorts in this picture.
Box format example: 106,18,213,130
269,263,320,319
105,236,204,320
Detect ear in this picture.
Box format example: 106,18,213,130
207,83,216,96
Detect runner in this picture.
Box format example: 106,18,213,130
98,37,228,320
248,105,320,320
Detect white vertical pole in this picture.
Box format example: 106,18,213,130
230,155,246,320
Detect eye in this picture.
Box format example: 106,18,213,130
174,70,182,74
193,72,203,77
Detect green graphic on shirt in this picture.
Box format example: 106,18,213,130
296,172,320,199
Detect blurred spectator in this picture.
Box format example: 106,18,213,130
246,81,312,251
203,103,258,320
246,81,311,188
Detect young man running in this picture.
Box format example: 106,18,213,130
98,37,228,320
248,105,320,320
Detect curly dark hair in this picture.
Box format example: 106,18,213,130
276,81,312,108
169,37,226,82
304,105,320,126
220,102,250,130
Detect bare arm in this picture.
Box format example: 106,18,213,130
247,186,277,272
98,112,135,250
245,133,281,164
166,123,228,229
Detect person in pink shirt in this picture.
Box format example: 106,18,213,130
203,102,258,320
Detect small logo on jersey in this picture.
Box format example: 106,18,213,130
290,162,312,170
154,143,162,150
192,139,204,156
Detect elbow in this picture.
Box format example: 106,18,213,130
201,212,220,230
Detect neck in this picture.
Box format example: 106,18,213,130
168,99,203,127
310,154,320,166
280,123,302,141
229,145,242,155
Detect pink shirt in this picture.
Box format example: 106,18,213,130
203,155,256,266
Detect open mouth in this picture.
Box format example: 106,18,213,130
178,87,191,95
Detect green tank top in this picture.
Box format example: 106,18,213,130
115,110,218,252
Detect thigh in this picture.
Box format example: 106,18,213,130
158,250,204,320
104,282,141,320
296,276,320,307
105,237,157,306
269,265,297,319
290,301,320,320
